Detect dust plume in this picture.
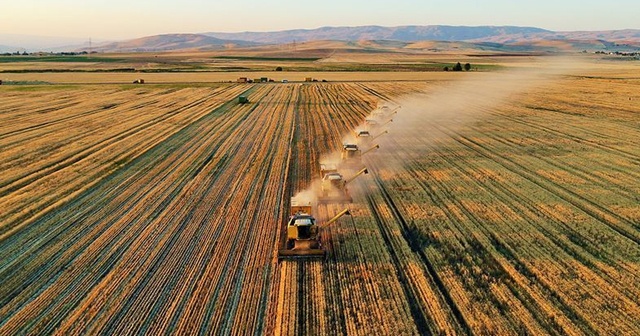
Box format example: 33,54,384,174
361,56,588,174
292,188,318,206
292,56,587,210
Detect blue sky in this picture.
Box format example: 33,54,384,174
2,0,638,39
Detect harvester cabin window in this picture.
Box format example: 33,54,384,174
294,218,314,226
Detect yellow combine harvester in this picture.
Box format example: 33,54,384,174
318,167,369,204
341,143,361,162
341,144,379,168
278,197,351,260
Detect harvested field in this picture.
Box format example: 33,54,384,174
0,71,459,84
1,69,639,335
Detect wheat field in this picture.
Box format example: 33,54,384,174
1,60,639,334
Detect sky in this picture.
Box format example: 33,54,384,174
1,0,638,40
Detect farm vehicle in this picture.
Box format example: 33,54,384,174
341,144,379,167
318,167,369,204
278,197,352,260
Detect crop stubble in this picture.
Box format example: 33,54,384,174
0,76,638,335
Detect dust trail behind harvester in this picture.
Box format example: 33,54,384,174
294,57,585,206
360,57,586,177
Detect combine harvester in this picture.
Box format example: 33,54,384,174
318,167,369,204
319,163,338,178
357,129,388,145
341,143,379,168
278,197,351,260
341,143,361,162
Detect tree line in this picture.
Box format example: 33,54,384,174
444,62,471,71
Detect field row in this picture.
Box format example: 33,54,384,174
1,75,638,335
0,84,248,237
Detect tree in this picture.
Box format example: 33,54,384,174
275,66,283,71
443,66,449,71
464,63,471,71
453,62,463,71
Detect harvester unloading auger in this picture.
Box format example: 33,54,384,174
278,197,352,260
318,167,369,204
370,130,388,142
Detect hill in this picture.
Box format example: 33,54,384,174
7,26,640,53
205,25,552,44
92,34,257,52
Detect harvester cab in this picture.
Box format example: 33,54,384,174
319,163,338,178
278,198,324,259
341,144,361,164
356,130,371,138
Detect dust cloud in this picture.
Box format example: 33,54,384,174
292,56,586,211
361,56,588,174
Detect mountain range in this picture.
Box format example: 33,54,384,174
205,25,555,44
91,34,256,53
2,25,639,53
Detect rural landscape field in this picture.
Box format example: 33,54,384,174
1,37,640,335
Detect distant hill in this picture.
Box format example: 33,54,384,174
7,26,639,53
462,29,640,45
205,25,553,44
204,25,640,45
92,34,257,52
200,25,640,53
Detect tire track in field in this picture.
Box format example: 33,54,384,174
365,130,602,334
439,127,640,244
366,157,475,335
493,110,640,165
395,137,600,334
273,83,430,334
471,116,640,204
422,130,640,302
424,124,639,333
